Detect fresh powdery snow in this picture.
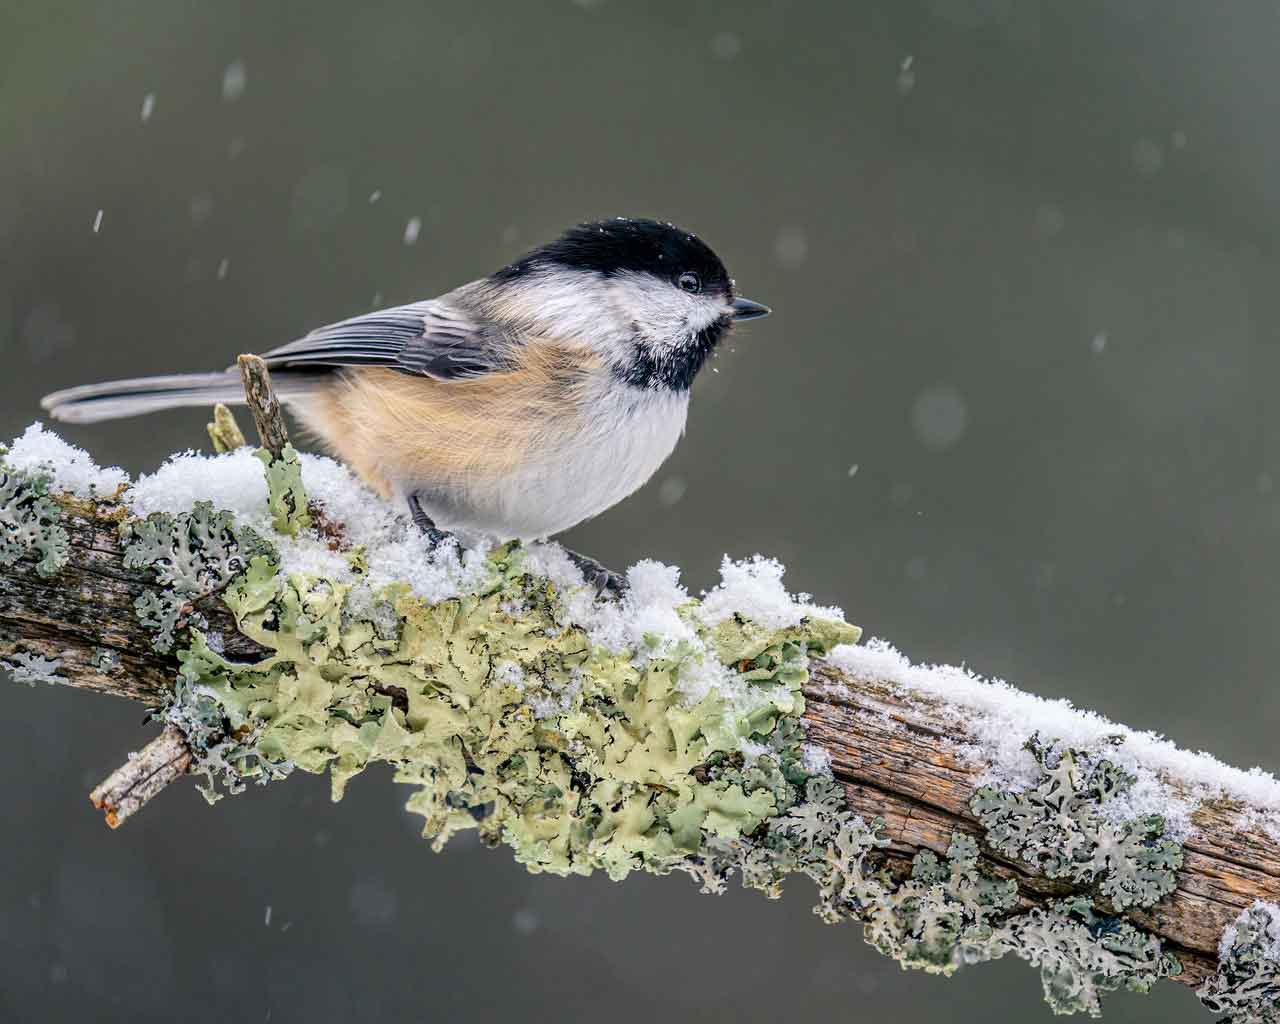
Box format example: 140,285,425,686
126,445,490,602
8,422,1280,834
827,638,1280,841
4,423,129,498
697,554,843,630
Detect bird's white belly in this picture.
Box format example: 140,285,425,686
413,388,689,541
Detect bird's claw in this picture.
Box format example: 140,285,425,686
409,497,622,598
565,551,628,601
408,494,458,556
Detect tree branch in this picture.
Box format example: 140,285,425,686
801,663,1280,989
1,429,1277,1019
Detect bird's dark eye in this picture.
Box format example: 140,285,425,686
677,271,702,294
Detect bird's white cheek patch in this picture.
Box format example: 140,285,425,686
610,272,721,355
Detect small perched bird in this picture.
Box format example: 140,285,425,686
41,218,770,575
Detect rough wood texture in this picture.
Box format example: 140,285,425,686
802,663,1280,987
236,354,289,459
2,498,1277,990
89,725,192,828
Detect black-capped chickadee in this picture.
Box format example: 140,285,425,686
41,218,770,560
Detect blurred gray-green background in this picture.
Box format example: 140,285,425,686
1,1,1275,1020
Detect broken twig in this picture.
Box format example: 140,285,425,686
89,726,193,828
236,354,289,460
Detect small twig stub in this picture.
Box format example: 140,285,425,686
206,403,248,453
89,726,193,829
236,354,289,460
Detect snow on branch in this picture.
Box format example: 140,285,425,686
1,416,1279,1021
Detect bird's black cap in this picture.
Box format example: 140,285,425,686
495,218,733,294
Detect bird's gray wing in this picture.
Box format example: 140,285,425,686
260,300,511,381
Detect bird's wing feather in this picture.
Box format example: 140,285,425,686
261,300,511,381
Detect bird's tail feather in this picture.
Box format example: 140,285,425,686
39,371,320,424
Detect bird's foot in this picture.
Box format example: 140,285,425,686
564,550,628,601
407,494,457,554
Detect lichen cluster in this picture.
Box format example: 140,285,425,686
971,735,1184,910
1199,902,1280,1023
2,649,63,686
171,546,856,879
703,777,1177,1015
255,444,311,536
0,465,69,579
1003,896,1179,1015
122,501,272,652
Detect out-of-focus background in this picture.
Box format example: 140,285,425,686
1,1,1275,1020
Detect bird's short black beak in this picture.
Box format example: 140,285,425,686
730,296,771,321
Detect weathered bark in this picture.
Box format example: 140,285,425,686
803,663,1280,987
0,497,262,703
1,494,1277,991
236,354,290,460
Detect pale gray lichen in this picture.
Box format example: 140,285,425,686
122,501,275,652
154,668,295,804
864,833,1019,975
0,467,69,578
1003,896,1181,1016
970,735,1184,910
91,647,122,674
3,650,63,686
679,739,1180,1014
1198,902,1280,1023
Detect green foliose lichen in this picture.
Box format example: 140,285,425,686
122,501,275,652
159,650,295,804
970,735,1184,910
1198,902,1280,1023
254,444,311,535
169,546,857,881
0,466,69,578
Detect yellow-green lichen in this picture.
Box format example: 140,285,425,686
146,519,1185,1017
206,403,247,454
168,547,856,880
254,444,311,535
